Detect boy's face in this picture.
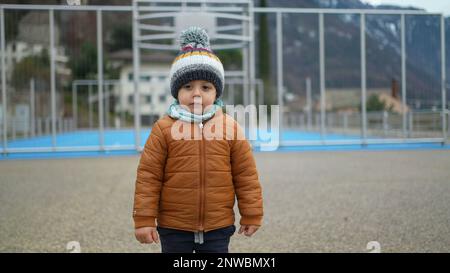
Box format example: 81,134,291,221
177,80,217,115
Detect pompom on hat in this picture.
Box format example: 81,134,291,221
169,26,225,99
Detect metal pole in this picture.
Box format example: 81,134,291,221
105,83,109,128
50,9,57,149
30,78,35,137
97,10,104,150
37,117,42,136
241,12,249,106
120,82,124,129
360,13,367,143
252,7,439,15
72,82,77,129
319,13,326,138
242,31,249,106
12,116,15,140
401,14,407,138
441,15,447,142
408,111,413,137
343,112,348,133
230,83,235,105
257,79,264,106
1,7,7,152
133,1,141,150
306,77,312,130
88,84,93,129
58,116,62,134
249,0,256,106
276,12,284,134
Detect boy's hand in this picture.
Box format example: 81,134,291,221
238,225,259,237
135,227,160,244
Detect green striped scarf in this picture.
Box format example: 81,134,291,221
167,99,224,123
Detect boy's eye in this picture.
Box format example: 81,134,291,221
183,84,191,89
202,85,211,90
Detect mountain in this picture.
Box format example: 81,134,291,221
257,0,449,108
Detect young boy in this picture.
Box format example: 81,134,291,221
133,27,263,253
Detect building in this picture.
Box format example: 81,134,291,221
1,11,70,134
285,87,410,114
5,11,70,80
109,49,175,126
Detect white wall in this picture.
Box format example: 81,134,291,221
114,63,174,119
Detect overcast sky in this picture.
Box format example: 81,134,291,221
362,0,450,15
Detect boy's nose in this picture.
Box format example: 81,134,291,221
192,87,202,97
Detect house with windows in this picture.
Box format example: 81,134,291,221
110,50,175,125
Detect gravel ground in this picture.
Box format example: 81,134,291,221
1,150,449,253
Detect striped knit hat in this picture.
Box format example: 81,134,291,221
169,26,225,99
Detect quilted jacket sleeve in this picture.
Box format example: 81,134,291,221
230,121,264,226
133,121,167,228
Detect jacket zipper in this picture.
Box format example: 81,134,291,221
198,121,205,232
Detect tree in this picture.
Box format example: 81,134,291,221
366,94,386,112
69,42,98,80
215,49,242,70
11,49,50,90
108,24,132,52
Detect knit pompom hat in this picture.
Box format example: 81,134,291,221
169,26,225,99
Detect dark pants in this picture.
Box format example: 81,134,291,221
156,225,236,253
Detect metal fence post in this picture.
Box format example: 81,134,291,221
37,118,42,136
383,110,388,136
230,83,235,105
343,112,348,133
50,9,57,149
276,11,284,138
249,0,256,107
72,82,77,130
408,110,413,137
319,13,326,140
105,83,110,129
257,79,264,106
441,15,447,143
88,84,93,129
306,77,312,131
133,0,141,151
242,19,249,106
1,7,7,153
360,13,367,144
97,9,105,150
30,78,35,137
401,14,407,139
119,82,124,129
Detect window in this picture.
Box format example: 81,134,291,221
159,95,166,103
145,95,152,103
128,73,151,82
128,94,134,104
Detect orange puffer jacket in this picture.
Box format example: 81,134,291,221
133,109,263,232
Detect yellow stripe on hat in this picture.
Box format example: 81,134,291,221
172,51,221,64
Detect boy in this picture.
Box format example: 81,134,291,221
133,26,263,253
